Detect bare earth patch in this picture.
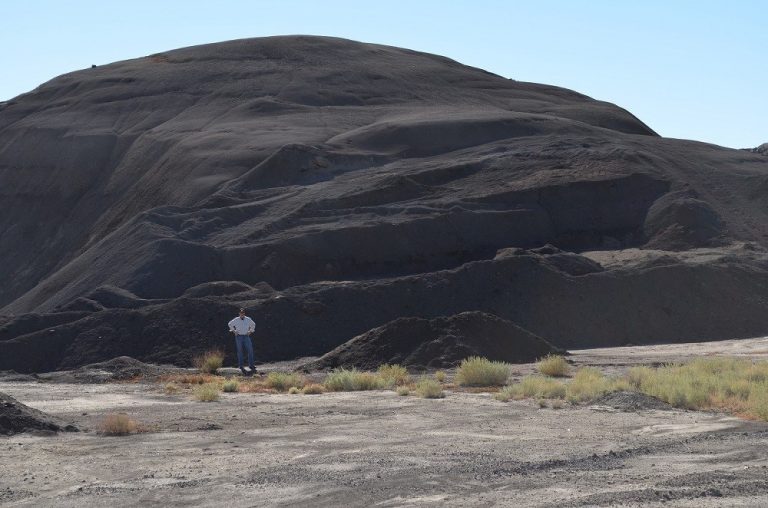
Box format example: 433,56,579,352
2,339,768,506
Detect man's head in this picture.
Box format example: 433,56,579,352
239,308,245,319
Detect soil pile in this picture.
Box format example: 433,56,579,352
2,36,768,372
303,312,562,370
37,356,182,383
592,391,672,411
0,392,78,435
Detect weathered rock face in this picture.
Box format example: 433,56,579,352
1,36,768,372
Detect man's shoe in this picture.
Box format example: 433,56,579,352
240,368,248,377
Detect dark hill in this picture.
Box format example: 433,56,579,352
1,36,768,372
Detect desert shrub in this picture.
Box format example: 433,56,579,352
100,413,140,436
288,387,301,394
551,399,564,409
455,357,510,387
415,378,445,399
434,370,447,383
396,386,410,396
302,383,325,395
193,383,220,402
265,372,306,391
222,380,240,393
537,355,570,377
164,382,180,395
377,364,411,387
193,350,224,374
323,368,384,391
537,399,548,408
566,367,614,402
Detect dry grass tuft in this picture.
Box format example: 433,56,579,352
193,383,220,402
288,387,301,394
537,355,570,377
415,378,445,399
222,380,240,393
434,370,447,383
193,350,225,374
323,368,384,391
455,357,510,387
99,413,140,436
265,372,306,391
164,382,180,395
301,383,325,395
566,367,614,402
377,364,411,387
396,386,410,396
161,373,223,385
551,399,564,409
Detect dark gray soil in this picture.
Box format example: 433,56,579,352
592,390,672,411
35,356,184,383
302,311,562,370
2,36,768,372
0,391,77,435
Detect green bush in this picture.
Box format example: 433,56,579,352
455,357,511,387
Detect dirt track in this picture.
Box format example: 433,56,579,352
3,339,768,506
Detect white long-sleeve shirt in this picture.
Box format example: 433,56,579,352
228,316,255,335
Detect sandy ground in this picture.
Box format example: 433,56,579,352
3,339,768,507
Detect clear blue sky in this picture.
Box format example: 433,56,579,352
2,0,765,148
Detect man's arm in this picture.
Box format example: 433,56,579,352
247,317,256,334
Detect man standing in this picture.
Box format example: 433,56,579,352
228,308,256,376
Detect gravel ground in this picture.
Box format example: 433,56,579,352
2,339,768,506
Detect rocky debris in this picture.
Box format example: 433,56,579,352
748,143,768,155
592,391,672,411
303,312,562,370
0,391,78,435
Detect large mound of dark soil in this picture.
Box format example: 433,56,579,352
0,392,78,435
2,36,768,372
303,311,562,370
36,356,183,383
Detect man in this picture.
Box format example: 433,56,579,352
228,308,256,376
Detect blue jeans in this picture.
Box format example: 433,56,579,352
235,335,255,370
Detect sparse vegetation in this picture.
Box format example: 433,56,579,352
415,378,445,399
301,383,325,395
551,399,564,409
162,373,223,385
626,357,768,419
222,380,240,393
265,372,306,391
193,350,225,374
434,370,447,383
288,387,301,394
455,357,510,387
99,413,140,436
537,398,548,408
377,364,411,387
164,382,180,395
566,367,614,402
323,368,384,391
537,354,570,377
396,386,410,396
193,383,220,402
